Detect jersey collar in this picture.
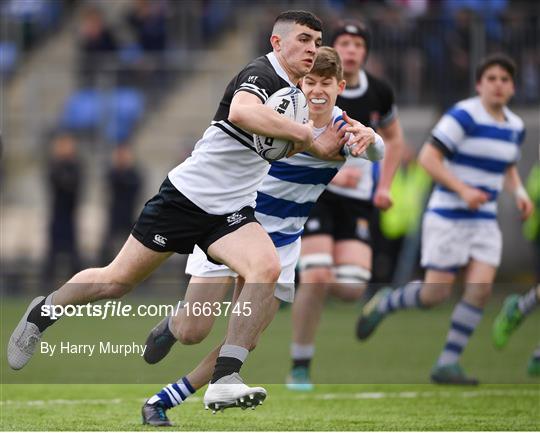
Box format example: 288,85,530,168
266,52,297,87
341,70,368,98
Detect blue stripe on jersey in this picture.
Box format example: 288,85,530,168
256,191,315,219
469,124,524,144
451,152,509,173
435,184,499,201
269,230,303,247
448,108,475,134
268,161,338,185
429,208,496,220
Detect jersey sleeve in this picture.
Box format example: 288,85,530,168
233,62,281,104
377,82,397,128
430,106,473,156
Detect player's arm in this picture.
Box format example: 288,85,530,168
418,140,489,211
228,91,314,152
504,164,534,220
374,117,405,210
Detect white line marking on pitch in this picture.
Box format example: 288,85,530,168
1,389,538,407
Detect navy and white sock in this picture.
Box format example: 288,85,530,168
437,301,483,366
517,286,539,316
147,376,195,409
377,281,423,315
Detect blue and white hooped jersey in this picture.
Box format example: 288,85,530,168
427,96,525,221
255,107,345,247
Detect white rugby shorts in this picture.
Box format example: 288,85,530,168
421,213,502,271
185,239,300,303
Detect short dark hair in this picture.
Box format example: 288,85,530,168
475,53,516,82
274,10,323,32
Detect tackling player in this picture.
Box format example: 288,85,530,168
139,46,385,426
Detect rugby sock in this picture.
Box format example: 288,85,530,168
517,286,539,316
27,293,58,332
377,281,424,315
437,301,483,366
291,343,314,370
211,345,249,383
148,376,195,409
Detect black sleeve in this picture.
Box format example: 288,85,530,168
377,80,396,128
232,61,282,104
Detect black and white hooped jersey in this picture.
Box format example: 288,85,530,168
168,52,296,215
327,70,397,201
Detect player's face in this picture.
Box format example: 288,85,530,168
476,65,515,108
333,34,367,74
278,24,322,80
302,73,346,117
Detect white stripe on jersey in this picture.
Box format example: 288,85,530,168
235,83,269,102
428,189,497,214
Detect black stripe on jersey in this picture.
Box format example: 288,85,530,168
430,135,454,159
223,119,253,142
212,121,258,153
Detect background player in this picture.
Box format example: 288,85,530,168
356,53,534,385
287,21,405,390
140,46,385,425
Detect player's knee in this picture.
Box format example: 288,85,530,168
423,284,452,306
248,254,281,282
466,283,492,306
302,267,333,285
172,317,210,345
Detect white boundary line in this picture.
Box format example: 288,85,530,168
1,389,538,407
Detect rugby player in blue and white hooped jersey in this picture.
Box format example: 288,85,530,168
139,47,384,425
356,53,534,385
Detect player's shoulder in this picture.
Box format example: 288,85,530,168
365,71,395,95
503,106,524,129
239,55,278,81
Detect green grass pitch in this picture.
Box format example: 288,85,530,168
1,296,539,430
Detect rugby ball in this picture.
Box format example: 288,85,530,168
254,87,309,161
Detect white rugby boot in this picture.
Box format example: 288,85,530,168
203,373,266,413
7,296,45,370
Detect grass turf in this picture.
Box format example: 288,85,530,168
1,296,539,430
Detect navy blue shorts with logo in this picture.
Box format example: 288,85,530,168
132,177,257,262
303,189,373,244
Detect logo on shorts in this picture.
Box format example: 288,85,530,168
227,212,246,226
356,218,370,241
153,234,167,247
306,218,320,231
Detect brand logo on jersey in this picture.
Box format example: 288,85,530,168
247,75,258,84
153,234,167,247
227,212,246,226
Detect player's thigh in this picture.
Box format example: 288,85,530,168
334,239,372,269
106,234,172,287
207,222,280,281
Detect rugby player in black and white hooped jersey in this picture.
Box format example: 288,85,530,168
8,10,362,410
287,21,406,389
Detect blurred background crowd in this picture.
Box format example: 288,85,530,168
2,0,539,295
